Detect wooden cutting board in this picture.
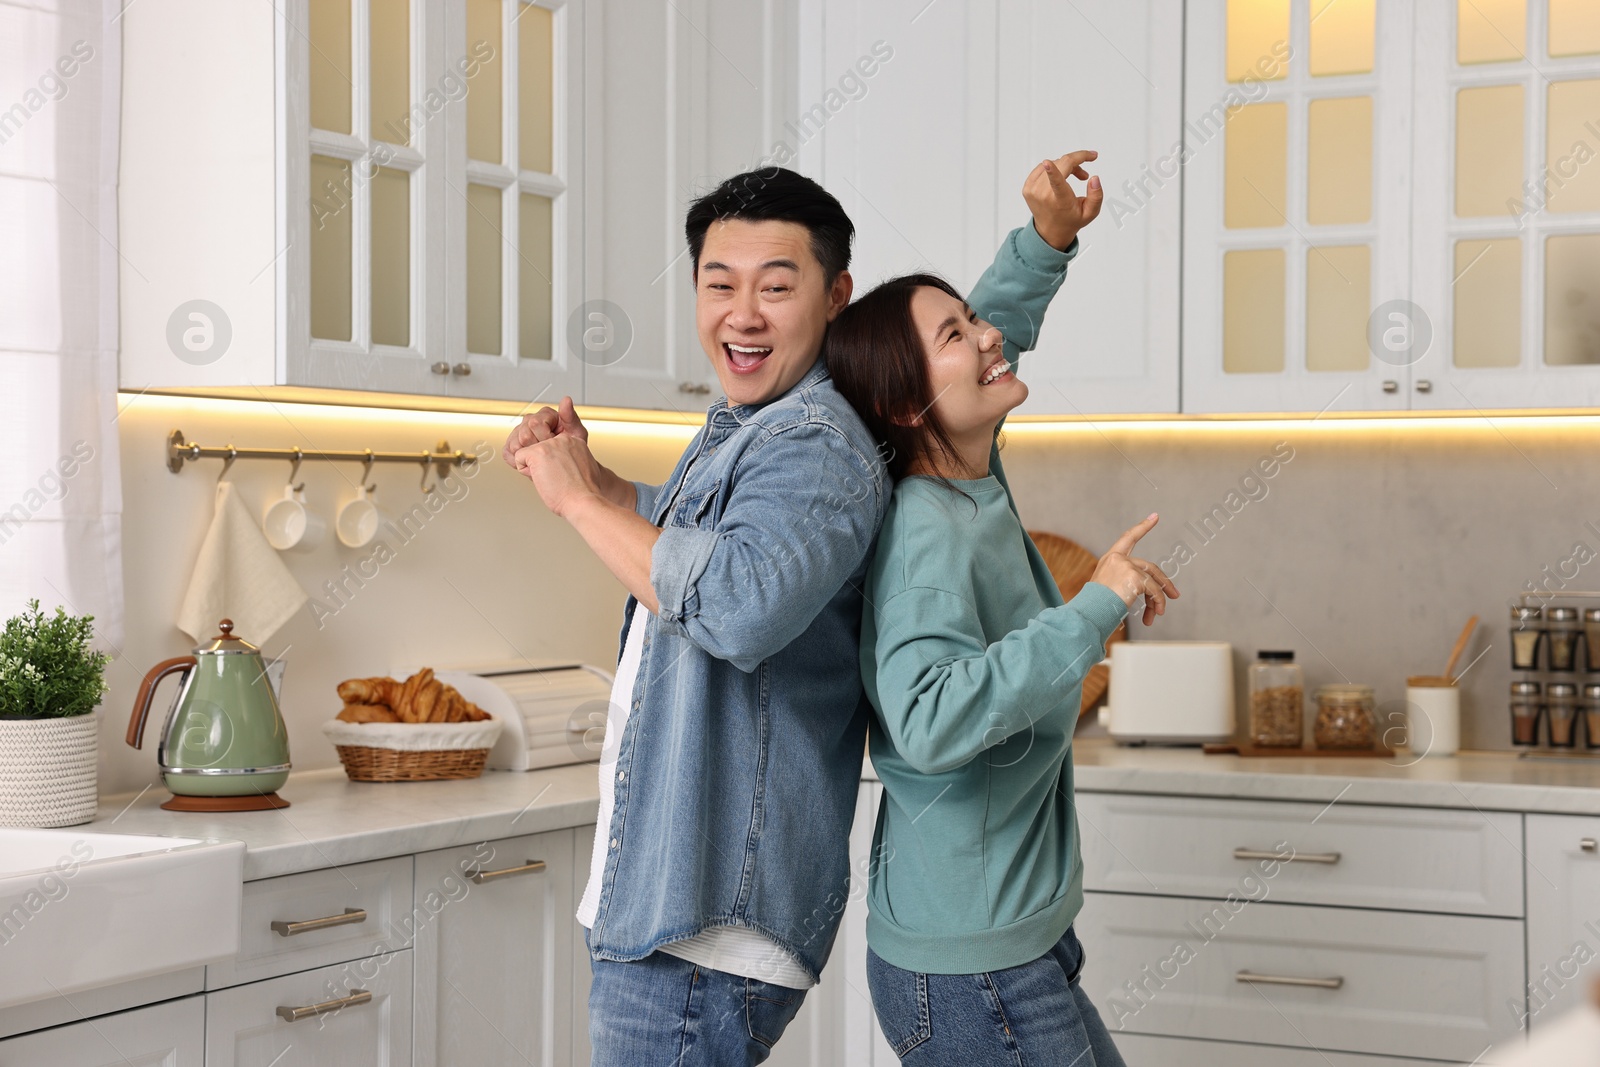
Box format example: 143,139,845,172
1027,530,1126,717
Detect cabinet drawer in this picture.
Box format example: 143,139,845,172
0,995,204,1066
1076,892,1524,1062
1525,812,1600,1028
206,856,412,990
1076,792,1524,917
1112,1032,1456,1067
204,951,411,1067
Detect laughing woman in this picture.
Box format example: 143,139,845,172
824,154,1179,1066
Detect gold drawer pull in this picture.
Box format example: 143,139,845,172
470,859,546,884
1237,970,1344,990
271,907,367,937
1233,847,1340,865
1582,838,1597,853
276,988,372,1022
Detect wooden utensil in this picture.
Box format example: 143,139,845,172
1442,615,1479,681
1027,530,1125,716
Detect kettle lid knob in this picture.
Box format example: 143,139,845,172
217,619,234,638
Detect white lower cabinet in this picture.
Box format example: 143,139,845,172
204,953,412,1066
1113,1032,1457,1066
1524,813,1600,1031
413,828,579,1067
0,995,204,1066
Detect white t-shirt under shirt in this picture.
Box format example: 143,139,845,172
576,607,815,990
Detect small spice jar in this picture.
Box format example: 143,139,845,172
1548,683,1579,747
1510,605,1545,671
1248,650,1304,748
1583,684,1600,749
1548,607,1580,672
1510,681,1542,746
1314,684,1377,749
1584,609,1600,672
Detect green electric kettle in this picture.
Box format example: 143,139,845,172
126,619,292,812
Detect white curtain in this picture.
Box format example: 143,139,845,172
0,0,125,645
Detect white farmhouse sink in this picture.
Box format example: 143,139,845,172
0,827,244,1010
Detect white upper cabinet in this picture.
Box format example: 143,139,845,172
1411,0,1600,410
120,0,586,405
799,0,1183,416
578,0,794,414
1183,0,1414,415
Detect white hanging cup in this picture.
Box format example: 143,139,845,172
263,485,326,552
335,485,384,549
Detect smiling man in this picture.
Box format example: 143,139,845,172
504,161,1097,1065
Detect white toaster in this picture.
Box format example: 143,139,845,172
1103,641,1235,744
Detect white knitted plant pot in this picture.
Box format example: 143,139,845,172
0,712,99,827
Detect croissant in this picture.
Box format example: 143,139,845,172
337,677,389,705
337,702,399,723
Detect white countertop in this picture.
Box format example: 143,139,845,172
78,743,1599,884
84,764,602,880
1072,737,1600,815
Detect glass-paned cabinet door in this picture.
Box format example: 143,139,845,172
1183,0,1413,413
286,0,448,395
443,0,584,404
1411,0,1600,409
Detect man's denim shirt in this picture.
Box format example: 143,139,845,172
586,221,1075,984
587,359,888,983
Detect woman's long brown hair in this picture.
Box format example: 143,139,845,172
825,273,976,483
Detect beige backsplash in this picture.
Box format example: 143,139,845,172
103,398,1600,797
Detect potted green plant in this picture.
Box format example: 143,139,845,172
0,600,110,826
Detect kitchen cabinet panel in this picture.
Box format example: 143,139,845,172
802,0,1182,417
1076,792,1525,917
1075,891,1525,1062
572,824,595,1066
412,828,577,1066
206,855,414,991
0,995,203,1067
1524,813,1600,1030
205,951,412,1067
1112,1032,1457,1067
579,0,793,413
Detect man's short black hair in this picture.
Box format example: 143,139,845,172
684,167,855,283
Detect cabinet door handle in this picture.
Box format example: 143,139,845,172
431,362,450,375
1382,380,1398,393
452,362,472,376
1237,971,1344,990
271,907,367,937
1415,379,1433,393
276,988,372,1022
1582,837,1597,852
1233,848,1340,865
470,859,546,884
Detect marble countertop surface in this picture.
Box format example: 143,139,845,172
1070,737,1600,815
83,764,602,880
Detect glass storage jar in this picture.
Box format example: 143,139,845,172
1547,682,1578,747
1248,650,1303,747
1584,684,1600,749
1510,605,1545,670
1510,681,1542,746
1585,609,1600,672
1547,607,1579,672
1314,684,1377,749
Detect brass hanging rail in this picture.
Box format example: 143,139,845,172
166,429,476,481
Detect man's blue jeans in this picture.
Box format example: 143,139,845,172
865,926,1127,1066
588,950,808,1066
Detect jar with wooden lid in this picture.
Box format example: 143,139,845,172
1248,650,1303,747
1314,684,1376,749
1583,684,1600,749
1585,609,1600,672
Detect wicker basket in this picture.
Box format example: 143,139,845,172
0,712,99,827
321,719,502,782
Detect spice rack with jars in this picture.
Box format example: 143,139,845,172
1508,594,1600,755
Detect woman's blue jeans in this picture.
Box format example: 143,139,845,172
866,925,1128,1066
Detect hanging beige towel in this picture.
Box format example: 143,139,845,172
177,482,308,643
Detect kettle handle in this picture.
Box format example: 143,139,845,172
127,656,198,749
